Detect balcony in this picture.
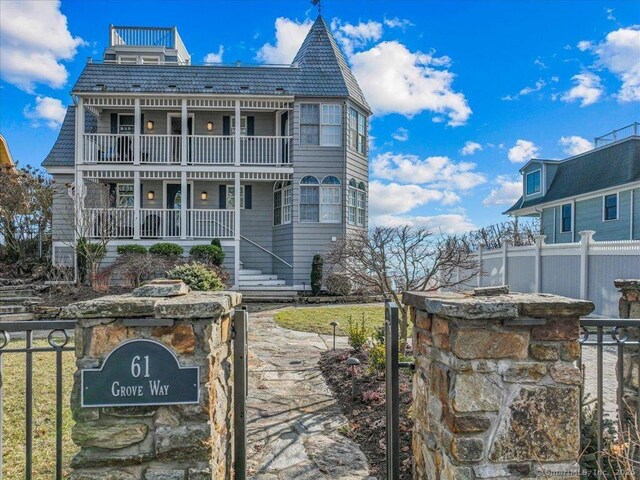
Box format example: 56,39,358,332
86,208,235,239
83,134,291,166
109,25,190,64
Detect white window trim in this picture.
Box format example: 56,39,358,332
166,113,195,135
225,184,246,210
349,107,366,155
116,183,135,208
162,180,194,210
525,169,541,196
299,103,342,147
117,113,135,134
273,182,292,226
230,116,248,136
320,176,342,224
603,192,619,221
560,203,572,233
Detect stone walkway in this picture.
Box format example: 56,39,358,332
245,305,372,480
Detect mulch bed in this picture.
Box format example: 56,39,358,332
39,285,134,307
319,348,413,479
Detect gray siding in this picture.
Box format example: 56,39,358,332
634,188,640,239
52,174,75,242
239,182,274,273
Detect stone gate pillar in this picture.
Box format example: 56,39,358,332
616,279,640,422
61,280,241,480
404,287,594,479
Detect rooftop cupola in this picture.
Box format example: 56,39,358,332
104,25,191,65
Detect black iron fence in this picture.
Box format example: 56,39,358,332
579,317,640,477
0,320,76,480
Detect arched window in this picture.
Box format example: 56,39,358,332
321,176,342,223
300,176,320,222
274,181,292,226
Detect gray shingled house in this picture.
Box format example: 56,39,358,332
42,17,371,290
504,124,640,243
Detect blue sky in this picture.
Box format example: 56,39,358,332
1,0,639,232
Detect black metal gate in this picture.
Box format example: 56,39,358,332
233,307,248,480
0,320,76,480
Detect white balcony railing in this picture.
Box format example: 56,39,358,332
86,208,135,238
83,134,291,165
189,136,235,164
240,136,290,165
85,208,235,239
84,134,134,163
140,135,182,164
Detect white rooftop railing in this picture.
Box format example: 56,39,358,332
594,122,639,147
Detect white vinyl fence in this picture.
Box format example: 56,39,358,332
474,231,640,317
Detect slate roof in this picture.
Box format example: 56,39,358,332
42,106,97,167
72,16,370,111
504,137,640,214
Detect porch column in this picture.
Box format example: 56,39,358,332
134,98,141,165
180,171,187,240
234,100,241,166
133,171,140,239
75,97,85,165
234,171,241,288
533,234,546,293
181,99,188,166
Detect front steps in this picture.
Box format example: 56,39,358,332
237,269,287,288
0,285,40,321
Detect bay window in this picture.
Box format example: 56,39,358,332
300,103,342,146
349,107,366,154
320,176,341,223
300,176,320,222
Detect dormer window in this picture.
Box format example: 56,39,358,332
526,170,541,195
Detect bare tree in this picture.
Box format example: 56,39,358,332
468,217,541,250
60,180,119,286
325,225,479,351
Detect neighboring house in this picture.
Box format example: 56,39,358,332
0,134,16,171
42,18,371,289
504,123,640,243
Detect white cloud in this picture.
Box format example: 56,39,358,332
508,139,539,163
372,152,486,190
391,127,409,142
534,58,548,69
369,181,459,217
350,41,471,125
577,40,593,51
383,17,413,30
561,72,604,106
371,212,476,234
204,45,224,63
23,96,67,128
559,135,593,155
483,176,522,206
592,26,640,102
606,8,616,21
256,17,312,64
0,0,84,92
502,79,546,101
331,19,382,56
460,141,482,156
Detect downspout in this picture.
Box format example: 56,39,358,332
631,189,635,240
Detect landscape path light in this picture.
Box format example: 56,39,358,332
346,357,360,399
330,321,339,350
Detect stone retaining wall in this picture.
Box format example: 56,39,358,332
403,287,594,479
64,280,241,480
616,279,640,422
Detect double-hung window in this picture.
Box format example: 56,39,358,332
349,108,366,154
226,185,245,210
320,176,341,223
300,104,342,146
526,170,541,195
356,182,366,226
116,184,134,208
347,179,358,225
321,105,342,146
273,181,292,226
561,204,572,232
300,176,320,222
604,194,618,221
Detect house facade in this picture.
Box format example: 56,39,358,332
43,18,371,289
504,124,640,243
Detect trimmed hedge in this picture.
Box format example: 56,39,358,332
149,242,184,257
189,244,224,266
116,244,147,256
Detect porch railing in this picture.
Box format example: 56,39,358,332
85,208,235,239
84,134,134,163
140,134,182,164
83,134,291,165
240,136,290,165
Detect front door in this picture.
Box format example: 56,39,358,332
166,183,191,237
169,116,193,163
